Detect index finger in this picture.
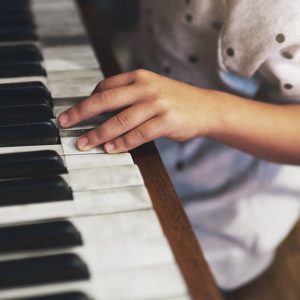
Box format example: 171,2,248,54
59,84,144,128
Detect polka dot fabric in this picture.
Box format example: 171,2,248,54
218,0,300,100
135,0,300,290
136,0,300,101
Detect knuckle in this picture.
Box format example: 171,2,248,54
134,127,147,143
155,97,169,111
88,128,102,144
162,112,176,126
133,69,150,81
114,135,130,151
121,135,132,149
114,113,129,130
75,102,86,115
68,106,80,120
98,89,113,105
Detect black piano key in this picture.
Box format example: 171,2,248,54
0,99,52,114
16,292,91,300
0,45,42,63
0,18,35,30
0,81,53,108
0,220,82,253
0,176,73,206
0,0,30,7
0,150,67,179
0,254,90,289
0,9,32,20
0,62,46,78
0,104,54,119
0,28,37,42
0,116,59,146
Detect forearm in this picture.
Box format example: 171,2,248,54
209,90,300,165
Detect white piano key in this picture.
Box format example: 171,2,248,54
32,7,86,39
31,0,79,13
43,45,99,72
0,145,64,155
169,297,192,300
34,18,85,38
93,264,188,299
48,70,102,98
0,211,167,259
0,264,189,300
69,165,144,192
0,236,175,272
65,153,133,169
61,137,105,155
0,186,153,225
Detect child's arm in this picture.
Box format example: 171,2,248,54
59,70,300,165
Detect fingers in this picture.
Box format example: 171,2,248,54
92,72,136,94
104,117,166,153
59,84,143,128
76,103,158,150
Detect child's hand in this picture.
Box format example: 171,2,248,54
59,70,220,153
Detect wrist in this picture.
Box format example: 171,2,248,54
201,89,229,139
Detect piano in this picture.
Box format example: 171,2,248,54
0,1,223,299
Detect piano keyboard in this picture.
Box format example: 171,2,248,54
0,0,191,299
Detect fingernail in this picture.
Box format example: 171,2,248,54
59,113,69,127
105,142,115,153
77,136,90,151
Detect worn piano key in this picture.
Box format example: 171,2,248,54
0,176,73,206
0,81,53,108
0,116,59,147
17,292,91,300
31,0,79,13
43,45,99,72
34,18,86,44
0,62,46,78
0,220,82,253
48,70,102,98
65,153,133,169
69,165,144,192
0,45,42,63
0,254,89,289
0,150,67,179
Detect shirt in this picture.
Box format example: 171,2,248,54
135,0,300,289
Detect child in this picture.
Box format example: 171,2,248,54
59,0,300,290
